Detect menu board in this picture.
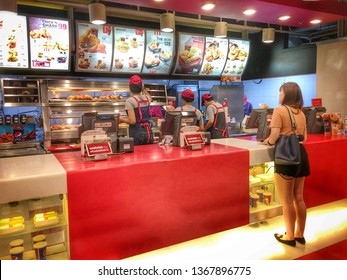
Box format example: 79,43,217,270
76,22,113,72
29,17,70,70
222,39,250,78
199,37,228,76
0,12,28,68
111,27,145,73
173,33,205,75
142,30,174,75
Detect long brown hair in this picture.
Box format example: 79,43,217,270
280,82,304,109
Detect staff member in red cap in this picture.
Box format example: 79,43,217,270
175,89,204,131
120,75,153,145
201,93,228,139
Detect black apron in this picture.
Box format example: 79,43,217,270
129,96,154,146
207,104,228,139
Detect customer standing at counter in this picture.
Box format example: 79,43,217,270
243,94,253,116
175,89,204,131
263,82,310,247
120,75,154,145
201,93,228,139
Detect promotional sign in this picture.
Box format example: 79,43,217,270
76,22,113,72
199,37,228,76
221,39,250,79
86,141,112,157
142,30,174,75
173,33,205,75
29,17,70,70
0,12,28,68
112,27,145,73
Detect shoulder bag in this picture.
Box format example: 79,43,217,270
274,106,301,165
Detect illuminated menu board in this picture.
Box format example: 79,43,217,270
29,17,70,70
142,30,174,75
0,12,28,68
222,39,250,78
111,27,145,73
199,37,228,76
173,33,205,75
76,22,113,72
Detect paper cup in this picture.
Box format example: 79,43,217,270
250,194,259,208
34,241,47,260
10,239,24,248
32,234,46,243
256,189,264,203
10,246,24,260
264,192,272,205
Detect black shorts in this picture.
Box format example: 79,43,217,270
275,144,310,178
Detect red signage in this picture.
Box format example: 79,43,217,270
184,134,204,146
86,142,112,156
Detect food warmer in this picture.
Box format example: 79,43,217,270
41,79,168,149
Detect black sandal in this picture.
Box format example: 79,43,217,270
274,233,296,247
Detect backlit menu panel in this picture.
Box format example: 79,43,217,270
76,22,113,72
199,37,228,76
173,33,205,75
0,12,28,68
112,27,145,73
29,17,70,70
142,30,174,75
222,39,250,79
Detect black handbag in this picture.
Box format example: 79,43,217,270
274,106,301,165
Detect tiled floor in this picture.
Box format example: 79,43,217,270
127,199,347,260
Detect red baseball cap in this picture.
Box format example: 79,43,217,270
181,89,195,99
201,93,213,106
129,75,142,85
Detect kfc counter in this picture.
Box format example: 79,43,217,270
1,134,346,260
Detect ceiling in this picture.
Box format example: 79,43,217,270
97,0,347,28
19,0,347,33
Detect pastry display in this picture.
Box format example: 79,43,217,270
33,211,59,228
0,216,25,236
51,124,81,131
148,40,161,53
159,49,172,62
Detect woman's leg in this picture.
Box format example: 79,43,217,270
293,176,307,238
275,173,296,240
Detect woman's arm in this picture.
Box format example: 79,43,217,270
120,109,136,125
263,127,280,145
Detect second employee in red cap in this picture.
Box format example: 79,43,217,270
120,75,154,145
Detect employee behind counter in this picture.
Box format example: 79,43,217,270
119,75,154,146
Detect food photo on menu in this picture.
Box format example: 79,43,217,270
112,27,145,73
174,33,205,75
199,37,228,76
28,17,69,70
0,12,28,68
77,22,113,72
222,39,250,77
142,30,174,74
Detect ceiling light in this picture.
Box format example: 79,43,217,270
0,1,17,14
243,9,256,16
89,1,106,25
214,21,227,38
262,28,275,44
201,0,216,11
310,19,322,24
160,13,175,32
278,15,291,21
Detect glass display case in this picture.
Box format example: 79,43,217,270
0,194,69,260
249,161,282,224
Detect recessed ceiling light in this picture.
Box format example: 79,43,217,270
154,0,164,2
243,9,256,16
279,15,291,21
310,19,322,24
201,1,216,11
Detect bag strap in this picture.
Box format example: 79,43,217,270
284,105,297,132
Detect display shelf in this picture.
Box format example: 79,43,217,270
0,214,67,240
1,79,41,106
0,243,68,260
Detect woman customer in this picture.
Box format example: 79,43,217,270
263,82,310,247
